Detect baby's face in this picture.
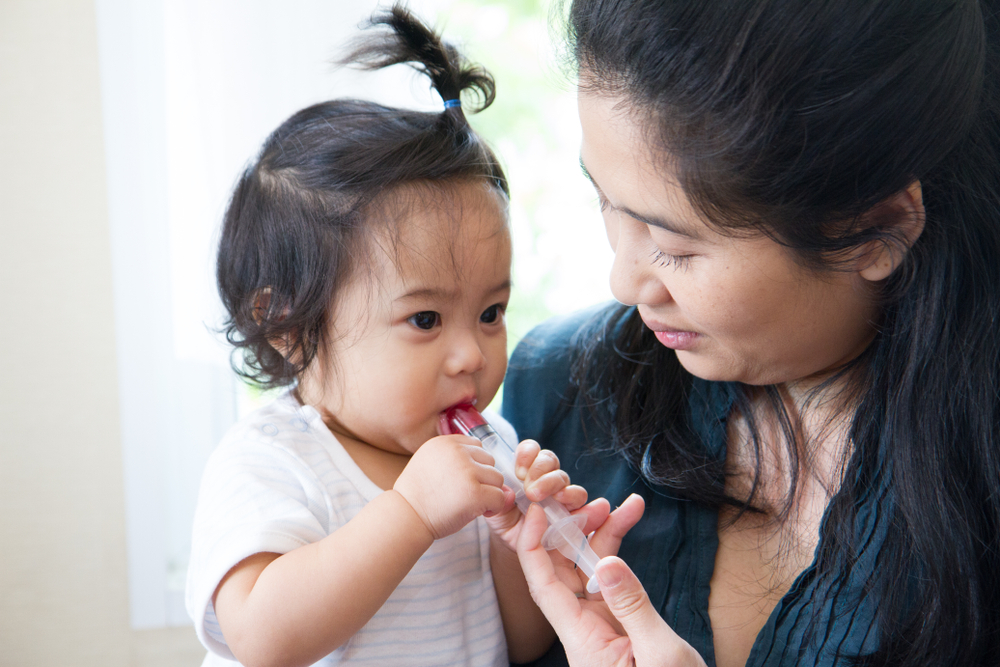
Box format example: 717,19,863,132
303,180,512,456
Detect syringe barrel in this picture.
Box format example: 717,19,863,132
544,514,602,594
468,425,532,514
452,410,603,594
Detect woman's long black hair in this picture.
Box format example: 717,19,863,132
567,0,1000,664
216,4,507,388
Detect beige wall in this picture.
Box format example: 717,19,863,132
0,1,202,664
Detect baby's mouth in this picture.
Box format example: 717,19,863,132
439,400,477,436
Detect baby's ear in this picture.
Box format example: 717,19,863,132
857,180,925,282
252,287,295,358
251,287,274,324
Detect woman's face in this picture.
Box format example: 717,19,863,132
578,90,882,387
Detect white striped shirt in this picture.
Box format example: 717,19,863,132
185,392,510,667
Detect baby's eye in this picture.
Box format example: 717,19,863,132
407,311,440,330
480,304,505,324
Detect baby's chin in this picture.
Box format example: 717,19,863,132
403,423,449,452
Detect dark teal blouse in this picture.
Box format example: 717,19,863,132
502,304,884,667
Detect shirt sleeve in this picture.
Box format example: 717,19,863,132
184,429,335,660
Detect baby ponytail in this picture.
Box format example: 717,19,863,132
345,4,496,126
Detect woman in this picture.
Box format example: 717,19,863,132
501,1,1000,665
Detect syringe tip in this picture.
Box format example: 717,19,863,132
444,403,488,436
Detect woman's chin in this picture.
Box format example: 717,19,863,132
675,351,766,386
674,350,734,383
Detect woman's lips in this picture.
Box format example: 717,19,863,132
652,328,699,350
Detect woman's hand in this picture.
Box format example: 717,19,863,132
517,497,707,667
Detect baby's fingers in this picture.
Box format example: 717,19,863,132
473,460,505,489
462,445,503,485
525,469,573,502
524,449,561,484
483,485,517,519
514,439,541,479
466,443,496,468
552,484,588,511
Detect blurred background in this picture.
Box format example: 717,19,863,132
0,0,612,664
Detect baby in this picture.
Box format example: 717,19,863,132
185,6,585,667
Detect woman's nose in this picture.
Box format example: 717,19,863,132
444,329,488,376
608,220,671,307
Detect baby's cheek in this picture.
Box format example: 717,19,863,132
483,349,508,396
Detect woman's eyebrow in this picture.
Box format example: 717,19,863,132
579,156,702,240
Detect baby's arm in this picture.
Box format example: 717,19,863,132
212,434,506,667
487,440,589,663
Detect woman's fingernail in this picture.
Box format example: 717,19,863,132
516,466,527,479
596,561,622,588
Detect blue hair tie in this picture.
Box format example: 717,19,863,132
443,98,462,109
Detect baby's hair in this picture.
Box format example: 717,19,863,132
347,4,496,125
216,3,508,389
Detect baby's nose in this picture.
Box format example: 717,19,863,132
444,331,487,375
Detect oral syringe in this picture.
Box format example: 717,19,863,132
445,404,602,594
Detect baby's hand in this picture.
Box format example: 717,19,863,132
393,435,507,540
485,440,588,552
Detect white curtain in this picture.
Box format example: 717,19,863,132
96,0,611,630
96,0,453,629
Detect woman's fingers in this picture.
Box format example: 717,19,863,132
588,493,645,558
576,497,611,534
516,504,586,627
596,556,708,666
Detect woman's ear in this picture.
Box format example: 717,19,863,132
858,180,925,282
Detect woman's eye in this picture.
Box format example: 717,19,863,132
651,249,693,270
480,304,505,324
407,311,440,330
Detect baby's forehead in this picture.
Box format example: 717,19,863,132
367,180,511,274
376,179,509,228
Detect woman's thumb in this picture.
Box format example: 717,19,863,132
596,557,706,666
595,557,660,635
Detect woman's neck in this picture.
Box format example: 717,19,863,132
725,377,856,520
